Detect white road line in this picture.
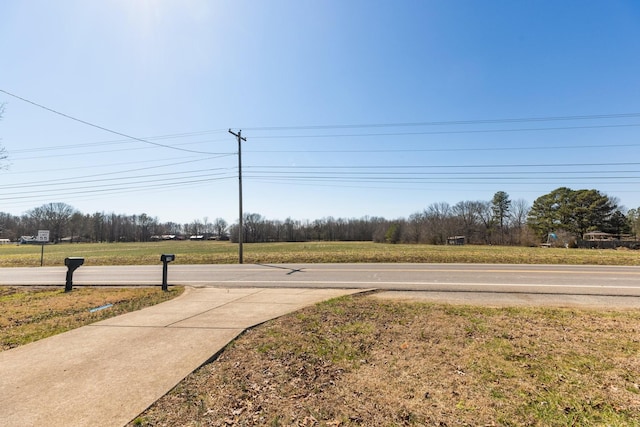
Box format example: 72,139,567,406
159,280,640,289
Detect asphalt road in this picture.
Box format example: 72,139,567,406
2,263,640,297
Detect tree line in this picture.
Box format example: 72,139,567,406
225,194,534,245
0,204,229,243
1,188,639,245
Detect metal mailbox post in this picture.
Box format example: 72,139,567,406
160,254,175,291
64,257,84,292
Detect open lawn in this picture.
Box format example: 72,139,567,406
130,295,640,426
4,286,638,425
1,240,639,267
3,241,640,425
0,286,183,351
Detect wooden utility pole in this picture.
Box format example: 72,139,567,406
229,129,246,264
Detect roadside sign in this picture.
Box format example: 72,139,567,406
37,230,50,243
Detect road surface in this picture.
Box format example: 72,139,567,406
2,263,640,297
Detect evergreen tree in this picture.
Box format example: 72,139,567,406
491,191,511,243
527,187,617,240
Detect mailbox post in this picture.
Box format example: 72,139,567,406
64,257,84,292
160,254,175,291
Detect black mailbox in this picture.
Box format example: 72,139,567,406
64,257,84,292
160,254,175,291
161,254,175,263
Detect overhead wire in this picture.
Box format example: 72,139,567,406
4,154,210,175
1,87,639,209
0,165,234,191
240,160,640,190
10,145,234,162
1,177,232,210
244,161,640,169
240,112,640,131
9,133,229,154
250,178,638,194
0,174,236,201
245,175,640,183
0,89,226,155
246,141,640,154
248,123,640,140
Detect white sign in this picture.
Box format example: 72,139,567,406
37,230,50,243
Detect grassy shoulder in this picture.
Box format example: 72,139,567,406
1,241,639,267
131,295,640,426
3,241,639,425
0,286,183,351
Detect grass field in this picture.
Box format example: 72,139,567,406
3,241,640,425
131,295,640,426
1,240,639,267
0,286,183,351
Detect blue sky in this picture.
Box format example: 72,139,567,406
1,0,639,225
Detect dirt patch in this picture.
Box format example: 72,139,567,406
132,295,640,426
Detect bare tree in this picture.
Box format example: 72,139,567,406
28,202,77,242
509,198,530,244
202,217,211,235
405,212,426,243
136,213,156,242
474,201,495,244
213,218,228,240
424,202,453,245
453,201,481,242
189,219,203,236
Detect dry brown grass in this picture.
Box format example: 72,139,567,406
2,241,640,267
131,295,640,426
0,286,183,350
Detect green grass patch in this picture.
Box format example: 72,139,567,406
1,240,639,267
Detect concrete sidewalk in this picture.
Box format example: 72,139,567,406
0,287,366,427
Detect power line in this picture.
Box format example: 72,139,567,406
248,177,640,184
10,145,234,162
244,173,640,182
0,89,222,155
239,112,640,131
4,165,636,197
248,123,640,140
4,154,209,175
9,134,229,155
250,178,640,193
247,141,640,154
0,174,235,201
245,161,640,169
244,171,640,178
1,177,234,209
0,164,234,191
8,137,233,160
0,170,234,196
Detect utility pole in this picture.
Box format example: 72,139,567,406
229,129,247,264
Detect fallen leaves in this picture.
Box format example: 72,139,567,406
130,297,640,426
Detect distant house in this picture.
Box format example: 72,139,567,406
447,236,465,245
583,231,614,241
579,231,639,249
19,236,38,244
60,236,91,243
151,235,177,241
189,235,204,241
0,238,10,244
